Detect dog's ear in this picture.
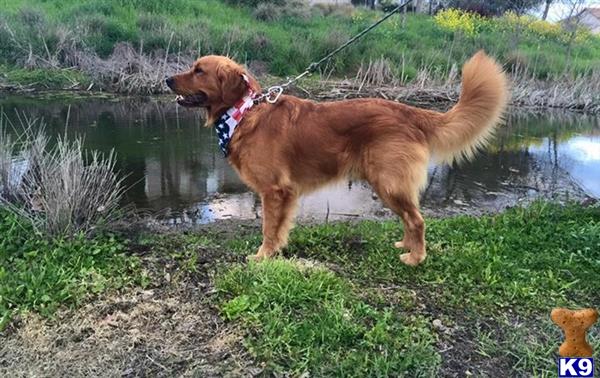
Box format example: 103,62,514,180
217,63,247,105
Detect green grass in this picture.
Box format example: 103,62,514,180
217,259,440,376
217,202,600,376
0,0,598,89
228,202,600,313
0,210,145,329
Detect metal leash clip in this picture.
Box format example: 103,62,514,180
265,86,283,104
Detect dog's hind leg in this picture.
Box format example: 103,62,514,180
393,201,426,266
377,190,427,266
251,186,298,261
365,143,429,266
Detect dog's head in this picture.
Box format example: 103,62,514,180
166,55,261,123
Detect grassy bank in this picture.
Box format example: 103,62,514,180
0,0,599,93
216,202,600,375
2,201,598,375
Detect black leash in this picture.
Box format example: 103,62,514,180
255,0,413,104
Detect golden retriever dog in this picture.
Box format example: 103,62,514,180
166,51,508,266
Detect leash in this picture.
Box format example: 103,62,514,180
254,0,413,104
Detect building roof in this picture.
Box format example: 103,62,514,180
587,7,600,19
562,7,600,23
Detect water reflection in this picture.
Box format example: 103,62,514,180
532,136,600,197
1,94,598,223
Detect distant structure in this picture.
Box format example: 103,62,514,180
562,7,600,34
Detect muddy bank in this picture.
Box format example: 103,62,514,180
3,76,600,114
298,71,600,114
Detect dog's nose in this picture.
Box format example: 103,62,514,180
165,77,175,89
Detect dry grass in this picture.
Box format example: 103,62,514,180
0,119,19,202
70,42,193,94
1,4,597,111
0,230,258,377
511,69,600,113
354,57,398,88
0,289,256,377
0,113,128,237
1,16,191,94
304,64,600,113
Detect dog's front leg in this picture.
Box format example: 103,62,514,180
251,187,298,261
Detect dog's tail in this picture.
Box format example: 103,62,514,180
427,51,509,164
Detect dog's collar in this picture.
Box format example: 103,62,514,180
214,75,256,157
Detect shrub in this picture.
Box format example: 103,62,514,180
251,0,310,21
253,3,283,21
435,8,595,47
500,11,561,41
281,0,311,19
0,114,127,238
17,7,46,31
378,0,406,12
312,3,355,18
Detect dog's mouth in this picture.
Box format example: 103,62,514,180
175,93,207,108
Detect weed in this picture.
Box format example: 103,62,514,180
0,209,142,328
0,115,127,237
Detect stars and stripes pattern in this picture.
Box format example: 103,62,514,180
214,76,256,157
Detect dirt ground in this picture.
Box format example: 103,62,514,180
1,202,597,377
0,242,262,377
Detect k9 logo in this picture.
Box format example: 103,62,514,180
559,358,595,378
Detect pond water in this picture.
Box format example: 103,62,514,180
1,94,598,223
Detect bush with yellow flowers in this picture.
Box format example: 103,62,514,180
569,27,593,44
433,8,484,36
499,11,562,40
435,8,595,45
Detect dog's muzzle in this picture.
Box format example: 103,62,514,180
166,77,207,108
175,93,207,108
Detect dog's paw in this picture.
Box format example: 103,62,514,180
400,252,425,266
246,254,265,263
394,240,405,248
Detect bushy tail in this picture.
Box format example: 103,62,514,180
428,51,509,164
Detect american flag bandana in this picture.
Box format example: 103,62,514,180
214,75,256,157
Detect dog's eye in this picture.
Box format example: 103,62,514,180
194,67,203,75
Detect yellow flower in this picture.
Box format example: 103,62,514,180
434,8,481,36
